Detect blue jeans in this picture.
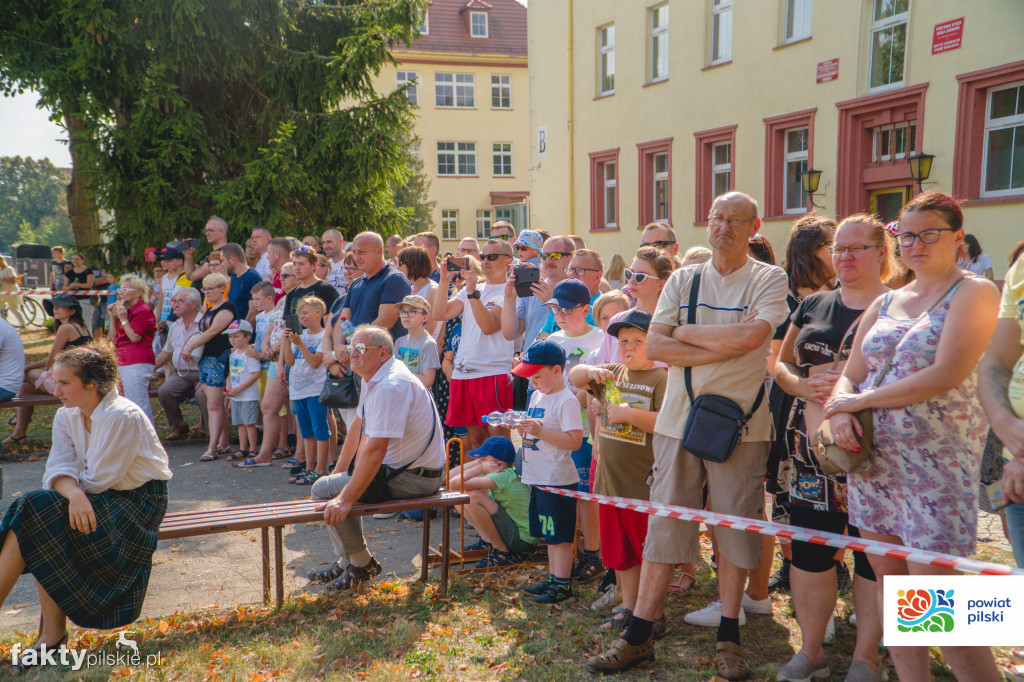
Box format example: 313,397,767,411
0,386,15,402
1006,503,1024,568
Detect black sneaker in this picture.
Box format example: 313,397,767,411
530,581,573,605
522,578,552,596
572,557,604,584
768,558,791,592
326,557,382,590
835,560,852,596
476,548,524,569
464,539,492,552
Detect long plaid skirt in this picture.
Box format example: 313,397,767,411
0,479,168,629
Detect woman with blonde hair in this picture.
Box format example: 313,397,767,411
0,254,25,328
605,254,626,290
826,192,1001,682
182,272,238,460
108,274,157,424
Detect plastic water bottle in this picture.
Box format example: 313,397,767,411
484,411,504,427
337,317,355,342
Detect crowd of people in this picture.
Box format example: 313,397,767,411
0,190,1022,680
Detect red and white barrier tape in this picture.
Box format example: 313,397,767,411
17,289,112,296
538,486,1024,576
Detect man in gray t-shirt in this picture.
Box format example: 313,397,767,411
0,319,26,400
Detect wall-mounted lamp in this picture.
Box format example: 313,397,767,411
800,168,824,209
907,152,935,193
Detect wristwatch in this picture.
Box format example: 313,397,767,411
467,290,481,300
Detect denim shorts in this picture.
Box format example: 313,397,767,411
198,356,227,388
0,386,15,402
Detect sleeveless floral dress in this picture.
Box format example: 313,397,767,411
848,282,987,557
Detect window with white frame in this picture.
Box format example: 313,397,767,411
712,142,732,198
435,73,475,108
603,161,617,228
491,75,511,109
442,210,459,240
869,0,909,90
396,71,418,106
493,143,513,177
418,9,428,35
650,4,669,82
711,0,732,65
599,25,615,95
437,142,477,176
871,121,916,162
784,0,812,42
470,11,488,38
476,209,492,239
783,128,809,213
983,81,1024,196
653,152,669,221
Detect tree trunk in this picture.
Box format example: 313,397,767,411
63,104,100,249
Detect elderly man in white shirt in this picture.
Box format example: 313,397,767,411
154,287,207,439
309,324,445,590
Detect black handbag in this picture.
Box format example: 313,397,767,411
357,414,437,503
680,270,764,463
319,365,360,409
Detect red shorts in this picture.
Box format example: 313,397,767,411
446,374,513,427
599,504,649,571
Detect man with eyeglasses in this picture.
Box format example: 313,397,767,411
490,220,516,242
310,325,445,590
184,215,231,283
456,238,480,259
433,238,515,451
591,193,789,678
154,287,208,440
641,222,680,260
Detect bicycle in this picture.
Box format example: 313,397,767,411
0,292,45,330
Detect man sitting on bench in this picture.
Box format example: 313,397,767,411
309,324,445,590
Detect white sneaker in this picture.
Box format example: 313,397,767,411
824,614,835,644
372,512,398,519
742,593,773,615
684,601,747,627
849,612,858,627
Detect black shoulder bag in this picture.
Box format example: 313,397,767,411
680,270,765,463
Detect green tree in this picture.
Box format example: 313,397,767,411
0,0,424,262
391,137,435,236
0,156,73,251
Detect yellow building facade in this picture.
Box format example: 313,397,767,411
528,0,1024,276
376,0,530,247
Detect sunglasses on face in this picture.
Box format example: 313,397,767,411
548,304,583,316
514,244,533,251
480,253,507,262
540,251,573,261
490,234,513,241
624,269,660,284
347,343,382,356
644,239,676,249
280,273,296,279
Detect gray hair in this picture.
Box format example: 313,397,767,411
353,231,384,249
174,287,202,307
252,226,271,238
353,324,394,357
713,192,759,219
207,215,228,232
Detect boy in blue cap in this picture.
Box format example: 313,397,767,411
510,340,584,604
449,436,538,568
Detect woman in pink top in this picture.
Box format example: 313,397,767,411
108,274,157,424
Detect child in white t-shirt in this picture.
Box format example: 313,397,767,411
282,296,329,483
223,320,262,462
510,340,583,605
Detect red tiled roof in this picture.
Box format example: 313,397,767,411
396,0,527,59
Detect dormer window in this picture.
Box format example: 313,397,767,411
418,9,428,35
470,11,488,37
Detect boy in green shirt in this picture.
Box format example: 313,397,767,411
449,436,538,568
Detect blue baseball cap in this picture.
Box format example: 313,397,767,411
511,339,567,377
468,436,516,464
545,278,591,309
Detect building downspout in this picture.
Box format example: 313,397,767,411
567,0,575,235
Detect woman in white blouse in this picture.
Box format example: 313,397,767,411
0,344,172,667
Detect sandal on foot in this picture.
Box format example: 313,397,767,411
307,561,347,583
2,434,27,448
600,607,632,632
667,570,697,593
226,450,250,462
295,471,320,486
282,458,302,468
200,449,218,462
216,444,233,455
271,447,291,460
237,457,271,468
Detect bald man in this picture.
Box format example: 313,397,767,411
339,232,412,340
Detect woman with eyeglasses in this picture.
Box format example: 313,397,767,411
182,272,238,461
825,192,1001,682
773,215,895,682
106,274,157,425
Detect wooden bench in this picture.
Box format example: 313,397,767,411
0,386,167,410
156,490,470,608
